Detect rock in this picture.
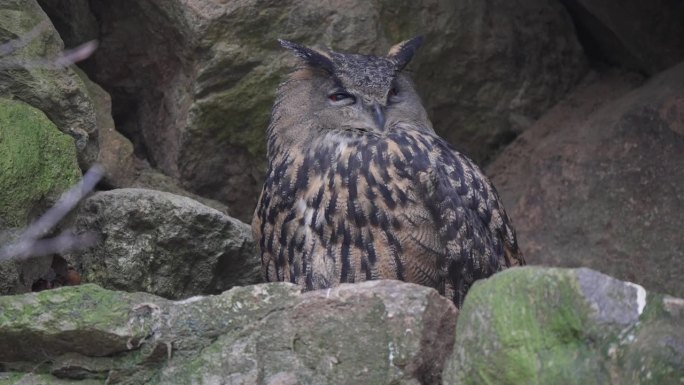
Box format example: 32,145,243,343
412,0,588,163
0,0,140,186
0,228,53,295
0,284,160,363
0,280,457,384
57,0,587,221
488,64,684,298
0,0,98,168
35,0,98,48
443,266,684,384
0,98,81,230
560,0,684,75
0,242,77,296
160,281,457,385
66,188,260,299
78,67,139,188
131,167,231,216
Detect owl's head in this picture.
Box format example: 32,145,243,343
269,37,431,154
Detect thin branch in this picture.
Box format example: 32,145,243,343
0,165,104,261
54,40,99,67
7,232,101,259
0,19,98,70
0,19,50,57
0,40,99,70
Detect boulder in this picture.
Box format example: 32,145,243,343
0,98,81,230
443,266,684,384
160,280,457,385
488,64,684,298
0,0,139,186
560,0,684,75
66,188,260,299
53,0,587,221
0,280,457,384
0,96,88,296
0,0,98,168
0,284,159,363
131,167,231,216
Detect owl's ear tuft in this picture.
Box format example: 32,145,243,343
278,39,334,74
388,36,424,71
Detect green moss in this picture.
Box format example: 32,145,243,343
616,294,684,384
637,292,666,324
0,98,81,228
456,267,608,385
0,284,148,335
193,70,280,158
0,372,103,385
377,1,425,45
0,372,23,385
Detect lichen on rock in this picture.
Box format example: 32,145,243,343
0,98,81,230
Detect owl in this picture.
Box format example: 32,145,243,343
252,37,524,307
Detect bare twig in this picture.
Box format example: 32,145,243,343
54,40,99,67
8,232,101,259
0,165,104,260
0,40,99,70
0,19,50,57
0,18,98,70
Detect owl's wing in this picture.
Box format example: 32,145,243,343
251,186,273,281
395,130,524,306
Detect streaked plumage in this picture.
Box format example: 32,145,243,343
253,37,524,307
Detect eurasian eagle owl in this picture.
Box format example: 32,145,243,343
252,37,524,307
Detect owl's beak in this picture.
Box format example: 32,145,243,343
372,103,386,130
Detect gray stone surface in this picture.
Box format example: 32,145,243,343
66,188,260,299
560,0,684,75
0,228,53,295
576,267,644,326
161,281,457,385
0,280,457,385
488,64,684,298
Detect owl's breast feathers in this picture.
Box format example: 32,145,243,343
253,127,524,306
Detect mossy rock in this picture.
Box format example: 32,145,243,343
0,373,102,385
444,266,684,385
0,98,81,229
0,280,454,384
0,0,99,168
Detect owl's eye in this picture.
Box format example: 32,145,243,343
328,92,355,104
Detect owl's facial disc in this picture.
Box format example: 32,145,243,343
277,37,425,134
